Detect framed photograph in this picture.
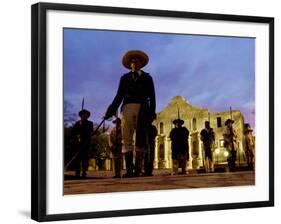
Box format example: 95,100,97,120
31,2,274,222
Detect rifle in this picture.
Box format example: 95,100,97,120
229,126,236,151
64,118,106,171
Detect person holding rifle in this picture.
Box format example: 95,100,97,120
143,124,158,176
109,117,123,178
223,119,238,172
72,109,94,178
244,123,255,170
104,50,156,178
169,118,190,175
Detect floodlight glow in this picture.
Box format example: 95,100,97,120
224,151,229,157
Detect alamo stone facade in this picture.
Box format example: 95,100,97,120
153,96,247,170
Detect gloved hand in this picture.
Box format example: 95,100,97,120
104,111,112,120
104,105,115,120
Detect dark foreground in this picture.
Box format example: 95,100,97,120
64,170,255,195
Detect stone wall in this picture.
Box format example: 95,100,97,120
153,96,247,169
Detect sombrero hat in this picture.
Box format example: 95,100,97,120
173,119,184,125
122,50,149,69
225,119,234,126
244,123,253,133
78,109,91,118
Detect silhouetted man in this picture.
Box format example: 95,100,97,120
223,119,237,172
104,50,156,177
144,124,158,176
109,118,123,178
169,118,189,175
72,109,93,178
244,123,255,170
200,121,215,173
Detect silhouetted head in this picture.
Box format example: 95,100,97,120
173,119,184,128
79,109,90,120
122,50,149,70
225,119,234,127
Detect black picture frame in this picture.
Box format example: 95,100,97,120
31,2,274,222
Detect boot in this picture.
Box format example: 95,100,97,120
113,158,122,178
172,160,178,175
123,151,134,178
134,151,144,177
75,170,80,179
82,171,87,178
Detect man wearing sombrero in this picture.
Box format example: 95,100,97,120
104,50,156,177
169,118,190,175
72,109,93,178
223,118,238,172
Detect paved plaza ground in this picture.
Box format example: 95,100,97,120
64,169,255,195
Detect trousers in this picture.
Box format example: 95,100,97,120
121,103,141,153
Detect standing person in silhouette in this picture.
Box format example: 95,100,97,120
244,123,255,170
109,118,123,178
200,121,215,173
104,50,156,177
143,124,158,176
223,119,238,172
72,109,93,178
169,118,189,175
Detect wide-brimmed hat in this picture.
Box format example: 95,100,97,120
122,50,149,69
78,109,90,118
112,118,121,124
173,119,184,125
225,119,234,126
244,123,253,133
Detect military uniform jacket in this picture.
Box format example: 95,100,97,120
106,70,156,118
200,128,215,149
223,126,238,150
169,126,189,159
244,132,255,152
72,120,93,147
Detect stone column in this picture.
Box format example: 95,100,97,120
188,137,192,169
198,132,203,167
154,136,159,169
104,159,110,171
164,136,171,169
168,137,173,169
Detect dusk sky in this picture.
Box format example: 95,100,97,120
64,28,255,129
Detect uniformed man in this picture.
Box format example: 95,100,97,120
109,118,123,178
143,124,158,176
104,50,156,178
223,119,238,172
244,123,255,170
169,118,190,175
72,109,93,178
200,121,215,173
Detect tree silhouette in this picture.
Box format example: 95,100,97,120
64,100,77,127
